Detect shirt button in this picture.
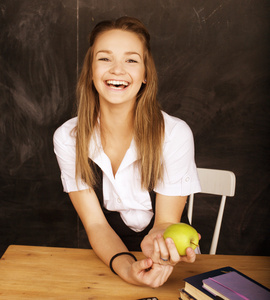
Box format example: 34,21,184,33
185,176,190,182
117,198,121,203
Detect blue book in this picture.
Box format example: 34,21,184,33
179,288,197,300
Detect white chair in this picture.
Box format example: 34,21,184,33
188,168,236,255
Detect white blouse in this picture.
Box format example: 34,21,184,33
53,111,201,232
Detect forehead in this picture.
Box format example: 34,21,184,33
93,29,144,54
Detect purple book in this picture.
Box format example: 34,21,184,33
202,271,270,300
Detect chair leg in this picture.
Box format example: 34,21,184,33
188,194,194,224
209,196,227,255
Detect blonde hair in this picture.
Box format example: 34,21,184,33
75,16,164,191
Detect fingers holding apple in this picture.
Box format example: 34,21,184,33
152,235,168,264
152,234,180,266
163,223,200,260
164,236,181,265
182,246,197,263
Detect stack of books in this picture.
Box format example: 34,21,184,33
179,266,270,300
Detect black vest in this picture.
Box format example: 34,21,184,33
89,159,189,251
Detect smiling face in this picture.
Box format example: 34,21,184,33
92,29,146,109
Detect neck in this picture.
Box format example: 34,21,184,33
100,102,135,139
99,102,135,176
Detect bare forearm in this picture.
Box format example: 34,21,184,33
68,190,172,287
86,223,139,283
86,222,128,265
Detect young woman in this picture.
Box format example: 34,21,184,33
53,16,201,287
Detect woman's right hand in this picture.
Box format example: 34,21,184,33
125,258,174,288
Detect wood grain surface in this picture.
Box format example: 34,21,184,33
0,245,269,300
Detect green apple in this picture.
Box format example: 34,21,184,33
163,223,199,256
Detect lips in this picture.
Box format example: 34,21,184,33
105,80,129,90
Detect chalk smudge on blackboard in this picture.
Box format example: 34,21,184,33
0,1,72,176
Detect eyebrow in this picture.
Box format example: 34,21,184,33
125,51,142,58
95,50,142,59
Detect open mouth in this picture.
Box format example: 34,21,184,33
106,80,129,90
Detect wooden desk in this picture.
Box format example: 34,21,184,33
0,245,269,299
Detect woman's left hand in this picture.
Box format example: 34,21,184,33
141,230,197,266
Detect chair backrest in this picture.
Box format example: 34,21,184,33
188,168,236,255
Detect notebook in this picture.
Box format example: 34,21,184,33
202,270,270,300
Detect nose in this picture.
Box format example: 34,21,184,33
109,60,126,75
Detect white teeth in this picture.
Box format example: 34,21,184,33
106,80,129,86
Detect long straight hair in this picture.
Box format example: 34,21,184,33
75,16,164,191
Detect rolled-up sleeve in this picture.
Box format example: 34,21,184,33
154,114,201,196
53,118,89,193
